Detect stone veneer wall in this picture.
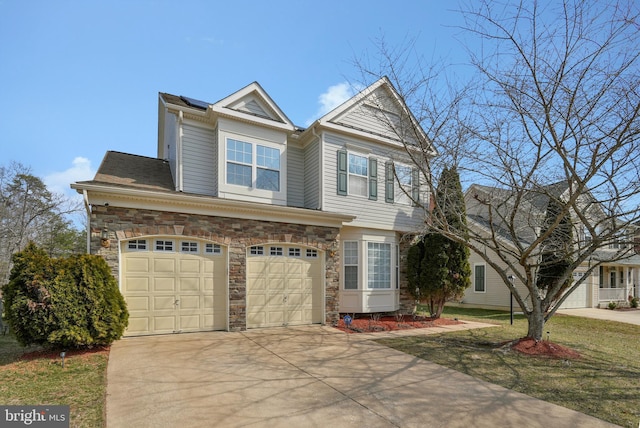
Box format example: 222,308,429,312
90,205,341,330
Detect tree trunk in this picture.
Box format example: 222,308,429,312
526,307,545,341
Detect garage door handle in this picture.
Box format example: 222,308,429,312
283,295,288,303
174,299,180,306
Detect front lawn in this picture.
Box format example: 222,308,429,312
0,332,108,427
375,306,640,427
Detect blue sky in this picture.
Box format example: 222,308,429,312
0,1,466,200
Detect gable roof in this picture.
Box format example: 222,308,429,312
78,151,175,192
211,81,294,128
313,77,435,154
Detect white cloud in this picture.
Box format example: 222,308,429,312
44,157,94,199
305,82,358,126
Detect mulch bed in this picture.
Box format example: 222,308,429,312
511,338,581,359
334,315,461,334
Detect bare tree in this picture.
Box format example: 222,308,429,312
0,162,83,285
355,0,640,341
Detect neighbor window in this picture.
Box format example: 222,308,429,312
344,241,358,290
226,138,281,191
474,264,486,292
367,242,391,289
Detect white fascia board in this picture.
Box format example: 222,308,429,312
71,183,354,228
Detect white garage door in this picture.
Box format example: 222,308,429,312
121,238,227,336
559,273,588,309
246,245,323,328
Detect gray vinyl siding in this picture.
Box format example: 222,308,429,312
322,132,426,232
182,123,216,196
332,87,420,146
212,125,219,196
287,144,304,207
304,139,320,209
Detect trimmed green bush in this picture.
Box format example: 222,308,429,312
1,243,128,348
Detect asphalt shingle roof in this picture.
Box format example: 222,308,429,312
83,151,175,192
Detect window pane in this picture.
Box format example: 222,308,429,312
349,175,368,197
367,242,391,289
227,139,252,164
395,165,412,186
257,145,280,169
344,242,358,264
257,168,279,191
349,153,367,176
345,266,358,289
474,265,485,292
227,163,252,186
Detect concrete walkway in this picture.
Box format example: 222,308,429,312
557,307,640,325
106,322,617,428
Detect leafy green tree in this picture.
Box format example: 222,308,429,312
408,166,471,318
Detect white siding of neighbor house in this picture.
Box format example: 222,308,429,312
304,139,320,209
182,122,216,196
322,131,426,232
461,244,531,311
164,112,178,188
287,143,304,208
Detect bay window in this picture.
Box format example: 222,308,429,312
367,242,391,289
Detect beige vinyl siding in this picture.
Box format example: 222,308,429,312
287,144,304,207
322,132,425,232
182,123,216,196
304,139,320,209
461,250,529,310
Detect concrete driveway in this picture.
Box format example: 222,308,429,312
106,323,616,428
557,307,640,325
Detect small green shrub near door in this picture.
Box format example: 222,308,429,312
1,243,128,348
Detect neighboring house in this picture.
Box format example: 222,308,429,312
460,181,640,311
72,78,435,336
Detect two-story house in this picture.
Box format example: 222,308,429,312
460,181,640,311
72,78,435,336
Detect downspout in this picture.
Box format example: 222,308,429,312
82,189,91,254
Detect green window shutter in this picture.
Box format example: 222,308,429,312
385,161,394,203
411,167,420,205
368,158,377,200
337,150,347,196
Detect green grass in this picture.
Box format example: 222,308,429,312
376,306,640,427
0,332,108,427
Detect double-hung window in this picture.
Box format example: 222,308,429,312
226,139,281,191
348,153,368,197
394,164,412,205
344,241,359,290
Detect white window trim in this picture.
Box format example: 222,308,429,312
205,243,222,255
154,239,175,252
180,241,199,253
473,263,486,293
343,241,359,290
366,241,392,289
126,239,148,251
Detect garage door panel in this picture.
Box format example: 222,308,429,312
127,257,151,273
179,259,200,274
126,296,150,311
154,296,176,310
180,295,200,310
125,277,149,292
153,277,176,292
127,318,149,334
179,315,200,330
153,258,176,273
153,316,176,332
179,277,200,292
